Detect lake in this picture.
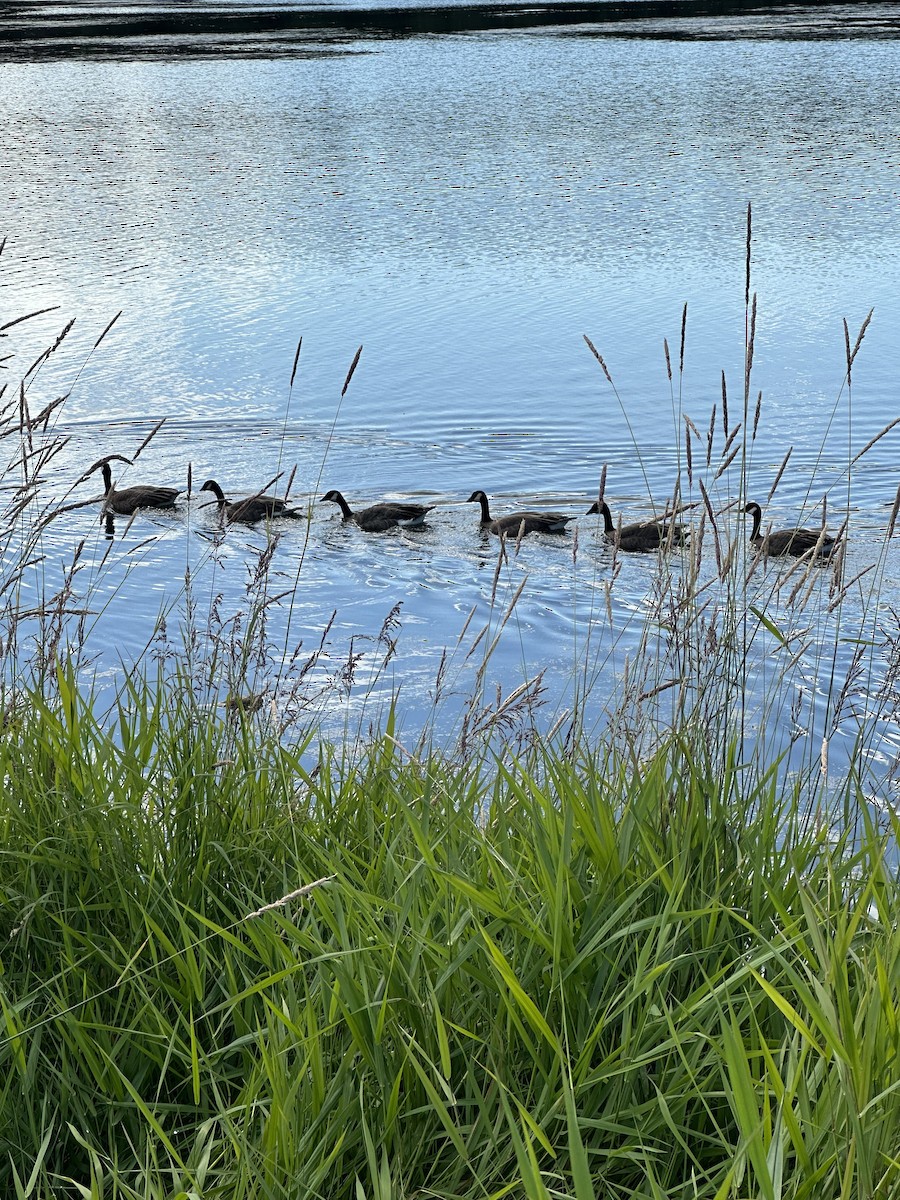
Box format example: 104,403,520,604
2,1,900,781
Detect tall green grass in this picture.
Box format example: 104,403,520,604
2,677,900,1198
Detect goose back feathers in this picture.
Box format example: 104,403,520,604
743,502,837,559
467,490,575,536
99,461,180,516
200,479,301,524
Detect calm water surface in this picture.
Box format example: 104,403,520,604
2,7,900,778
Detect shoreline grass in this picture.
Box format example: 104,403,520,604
2,678,900,1198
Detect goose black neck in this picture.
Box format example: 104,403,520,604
100,462,113,495
746,503,762,542
331,491,354,519
471,492,491,523
204,480,227,504
597,501,614,535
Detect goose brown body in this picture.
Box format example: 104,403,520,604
467,490,575,536
200,479,300,524
743,502,837,559
320,489,434,532
100,461,180,516
587,500,686,552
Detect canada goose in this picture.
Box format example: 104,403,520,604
586,500,687,552
743,502,837,559
96,459,180,516
320,489,434,532
467,490,575,536
200,479,301,524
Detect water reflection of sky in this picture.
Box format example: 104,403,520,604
1,12,900,787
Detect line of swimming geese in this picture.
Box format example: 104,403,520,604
91,459,840,559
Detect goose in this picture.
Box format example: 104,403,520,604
96,459,180,516
320,489,434,532
467,490,575,536
586,499,687,552
200,479,301,524
743,501,837,559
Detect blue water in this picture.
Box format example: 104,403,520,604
2,7,900,784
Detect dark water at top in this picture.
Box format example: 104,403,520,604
1,3,900,781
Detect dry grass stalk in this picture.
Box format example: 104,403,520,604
684,419,693,486
290,336,303,388
888,485,900,540
496,576,528,638
829,534,846,586
692,509,706,578
132,417,167,462
337,639,363,695
456,605,477,646
722,422,742,459
17,381,32,454
245,876,333,919
721,371,728,437
752,389,762,441
609,524,621,573
850,417,900,467
717,540,737,579
583,334,613,385
283,463,297,498
742,533,766,582
848,308,874,380
489,537,507,603
793,564,825,611
782,637,813,675
122,530,156,555
639,677,682,703
24,316,75,381
781,532,832,605
713,442,742,482
431,647,449,709
744,293,757,399
706,404,716,468
828,645,866,734
843,309,874,385
0,304,59,334
92,310,122,351
596,462,608,507
479,674,545,732
767,447,793,502
663,337,672,382
679,302,688,375
465,622,488,661
546,708,570,740
697,480,722,576
843,318,852,382
851,308,874,361
826,557,868,615
342,345,363,396
32,495,104,533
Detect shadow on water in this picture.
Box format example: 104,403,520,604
0,0,897,59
